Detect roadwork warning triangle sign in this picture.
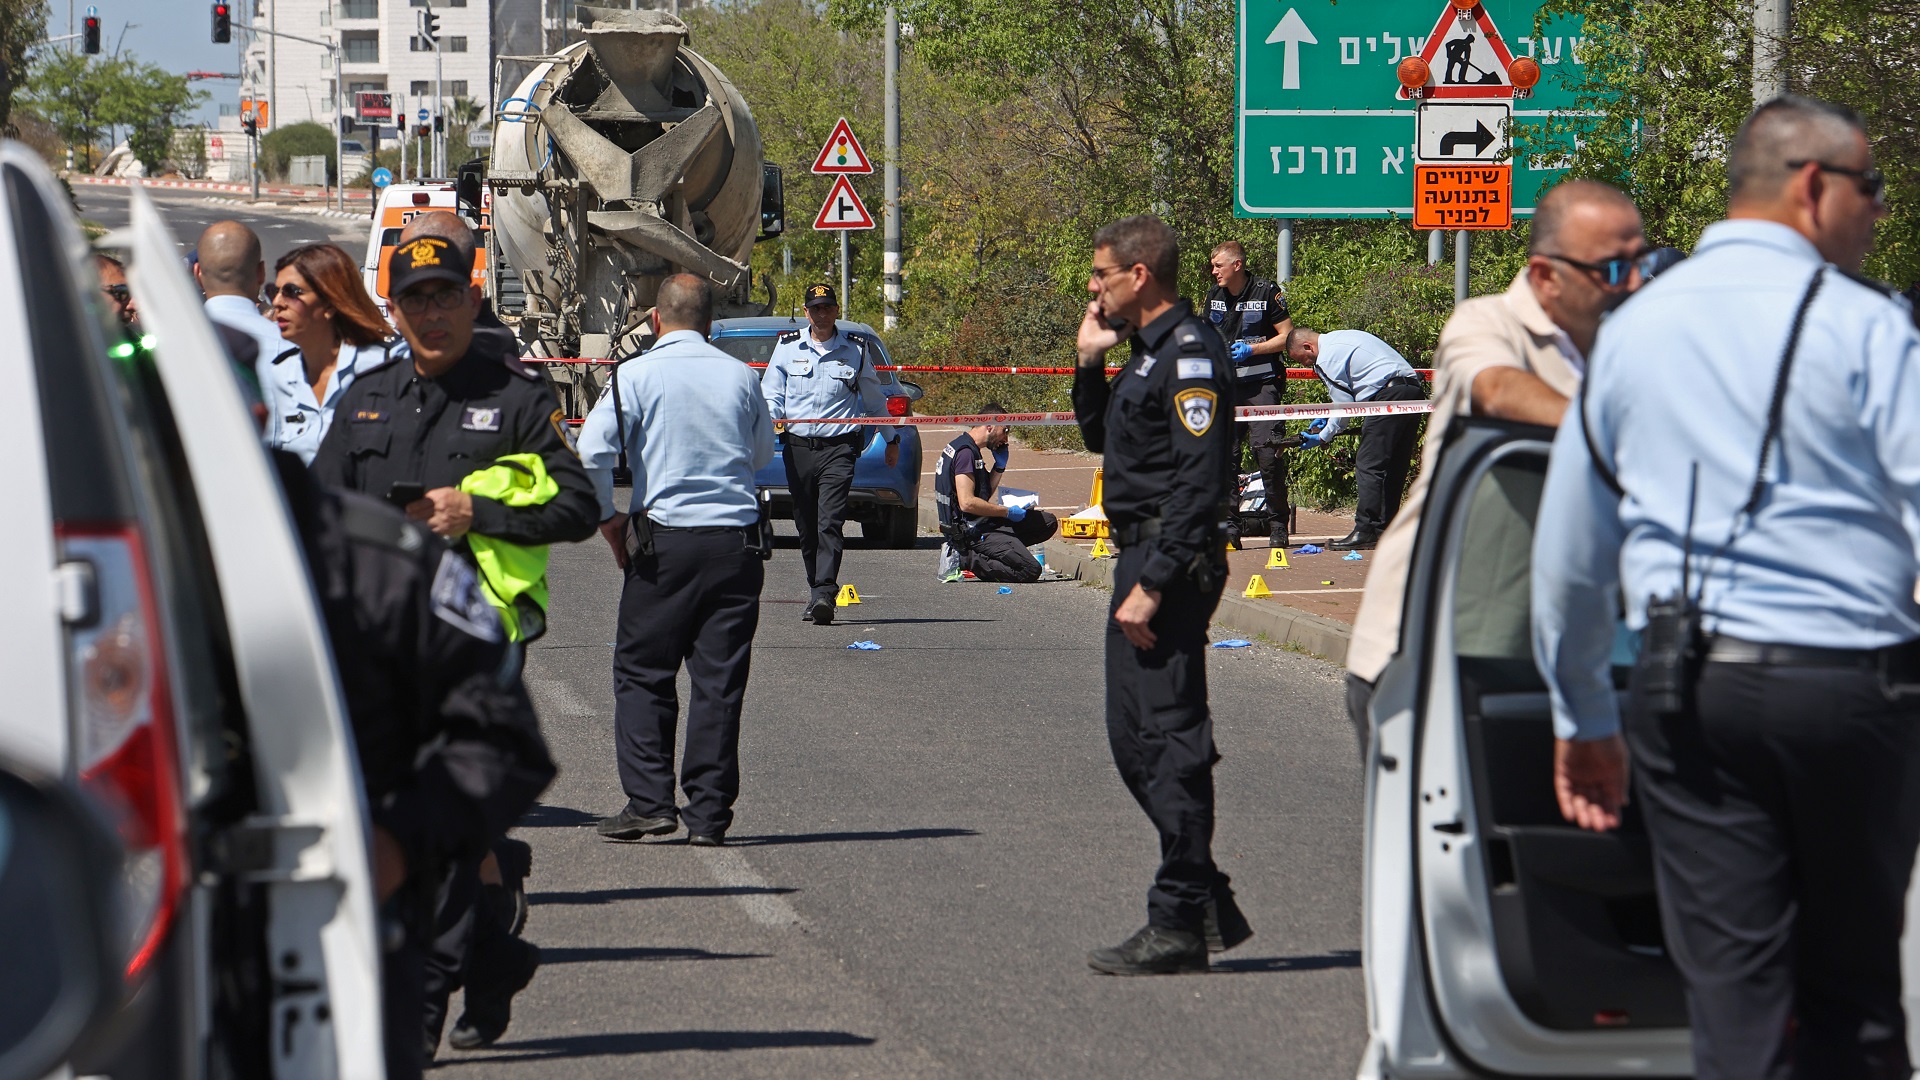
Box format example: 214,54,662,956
813,175,876,231
811,117,874,174
1401,1,1519,100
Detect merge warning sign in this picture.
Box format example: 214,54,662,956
1413,165,1513,229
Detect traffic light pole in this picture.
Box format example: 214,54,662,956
237,22,344,210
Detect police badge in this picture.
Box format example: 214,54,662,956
1174,387,1217,436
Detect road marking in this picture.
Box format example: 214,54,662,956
695,847,805,929
1261,587,1364,594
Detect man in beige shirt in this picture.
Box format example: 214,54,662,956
1344,181,1649,752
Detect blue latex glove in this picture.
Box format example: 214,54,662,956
1005,503,1027,522
1306,418,1327,434
1299,430,1331,449
992,446,1009,470
1229,340,1253,362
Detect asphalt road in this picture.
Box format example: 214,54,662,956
73,185,363,269
436,522,1368,1078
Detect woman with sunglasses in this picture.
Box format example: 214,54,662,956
265,243,393,463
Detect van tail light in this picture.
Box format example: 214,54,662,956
886,395,911,417
59,524,186,987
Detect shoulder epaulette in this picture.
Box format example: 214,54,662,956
336,492,428,554
500,352,542,381
271,346,300,365
1175,323,1210,354
777,329,801,344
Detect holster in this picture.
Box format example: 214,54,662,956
622,513,655,562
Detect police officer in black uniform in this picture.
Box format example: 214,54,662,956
1204,240,1294,548
1073,215,1254,975
311,232,598,1055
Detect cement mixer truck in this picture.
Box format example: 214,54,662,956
485,5,785,414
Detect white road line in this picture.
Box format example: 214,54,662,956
1261,587,1364,595
695,847,805,929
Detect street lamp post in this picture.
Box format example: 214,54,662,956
240,21,345,211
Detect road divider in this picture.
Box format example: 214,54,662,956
563,400,1434,427
525,357,1432,380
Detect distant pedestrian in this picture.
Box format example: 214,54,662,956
1204,240,1293,547
1533,95,1917,1078
263,243,392,463
1284,326,1426,549
1073,214,1251,975
761,283,900,625
577,273,774,848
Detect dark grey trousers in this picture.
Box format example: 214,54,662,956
961,511,1059,582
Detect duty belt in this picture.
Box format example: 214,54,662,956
784,431,864,449
1234,361,1276,382
1705,635,1920,684
1113,518,1162,546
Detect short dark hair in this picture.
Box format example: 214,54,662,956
1093,215,1179,286
1210,240,1247,263
1727,94,1868,205
654,272,714,330
1529,180,1640,255
979,400,1006,415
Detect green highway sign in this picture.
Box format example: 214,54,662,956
1236,0,1594,218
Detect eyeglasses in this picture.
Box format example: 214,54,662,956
265,282,309,303
1786,159,1886,203
101,283,130,303
395,287,468,315
1541,247,1654,288
1090,263,1136,282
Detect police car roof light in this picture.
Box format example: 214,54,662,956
412,192,432,205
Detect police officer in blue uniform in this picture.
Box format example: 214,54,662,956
1205,241,1294,547
575,274,775,847
1073,215,1253,976
1534,96,1920,1079
761,284,899,625
1285,326,1426,549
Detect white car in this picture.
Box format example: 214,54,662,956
0,143,385,1077
1359,418,1920,1076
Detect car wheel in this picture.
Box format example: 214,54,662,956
884,506,919,549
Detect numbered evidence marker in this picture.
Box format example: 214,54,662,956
812,175,875,231
810,117,874,174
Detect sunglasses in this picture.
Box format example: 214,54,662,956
395,287,469,315
1542,247,1660,288
102,283,130,302
1786,159,1887,203
265,282,310,302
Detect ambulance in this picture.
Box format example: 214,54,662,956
360,169,490,318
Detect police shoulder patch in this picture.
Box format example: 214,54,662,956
550,407,579,456
431,551,503,643
1174,387,1217,437
777,329,802,344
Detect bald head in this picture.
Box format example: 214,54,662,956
653,273,714,335
397,211,476,265
1728,95,1867,207
195,221,265,298
1529,180,1641,256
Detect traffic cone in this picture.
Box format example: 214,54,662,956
1243,575,1272,599
1266,547,1289,570
1090,537,1115,559
836,584,862,607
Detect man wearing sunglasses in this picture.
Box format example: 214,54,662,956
1534,95,1918,1078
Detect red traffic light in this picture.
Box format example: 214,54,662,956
82,15,100,54
213,3,231,43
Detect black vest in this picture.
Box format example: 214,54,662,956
933,431,993,544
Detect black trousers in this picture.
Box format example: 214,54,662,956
1625,659,1920,1080
383,933,426,1080
613,527,763,836
1105,545,1229,930
419,852,514,1045
784,436,858,597
961,511,1059,583
1235,380,1289,533
1353,381,1426,534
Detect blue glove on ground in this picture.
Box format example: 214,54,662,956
993,447,1009,470
1005,503,1027,522
1229,341,1253,362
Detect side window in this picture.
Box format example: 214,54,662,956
1451,456,1545,662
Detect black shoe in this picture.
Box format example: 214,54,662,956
687,832,726,847
448,938,540,1050
1224,526,1241,552
1087,924,1209,975
1268,525,1290,549
423,1014,444,1062
595,806,677,841
485,838,532,936
1203,892,1254,953
1329,529,1379,550
808,596,835,626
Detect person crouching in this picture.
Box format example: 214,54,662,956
933,407,1059,582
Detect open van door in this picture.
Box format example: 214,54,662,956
1360,419,1691,1078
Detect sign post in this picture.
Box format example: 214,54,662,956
810,117,876,317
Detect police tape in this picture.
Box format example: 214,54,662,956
523,357,1433,380
766,400,1437,427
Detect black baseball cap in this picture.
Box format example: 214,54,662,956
803,282,837,308
388,236,472,297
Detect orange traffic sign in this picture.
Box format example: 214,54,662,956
1413,164,1512,229
810,117,873,174
813,174,875,230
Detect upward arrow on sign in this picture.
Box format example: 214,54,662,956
1264,9,1317,91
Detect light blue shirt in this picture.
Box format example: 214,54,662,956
1532,219,1920,741
576,328,775,526
259,338,389,465
204,293,286,390
1313,329,1417,437
760,326,898,441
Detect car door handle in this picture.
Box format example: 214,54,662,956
1431,818,1465,835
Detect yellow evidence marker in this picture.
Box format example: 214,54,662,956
836,584,863,606
1243,575,1273,599
1266,547,1289,569
1090,537,1115,559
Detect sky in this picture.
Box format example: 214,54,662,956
69,0,245,125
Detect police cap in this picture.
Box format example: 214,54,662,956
388,236,472,297
803,282,837,309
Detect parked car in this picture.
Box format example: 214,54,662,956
0,145,383,1078
1357,417,1920,1077
708,316,924,548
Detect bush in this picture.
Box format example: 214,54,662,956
260,121,337,183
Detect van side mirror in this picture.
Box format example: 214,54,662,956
455,162,484,212
758,162,785,242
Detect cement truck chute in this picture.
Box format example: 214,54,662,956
488,5,780,380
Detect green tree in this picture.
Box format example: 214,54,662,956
0,0,48,134
260,119,337,182
21,48,109,167
101,58,205,177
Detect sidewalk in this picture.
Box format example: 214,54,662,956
913,431,1367,663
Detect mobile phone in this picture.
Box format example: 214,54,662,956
386,481,426,507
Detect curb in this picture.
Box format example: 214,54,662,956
201,195,367,222
69,174,373,202
914,494,1351,663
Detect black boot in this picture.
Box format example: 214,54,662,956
1329,529,1379,550
1268,522,1290,549
447,937,540,1050
484,837,532,937
1087,925,1209,975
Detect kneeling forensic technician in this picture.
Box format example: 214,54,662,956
933,407,1060,582
575,273,776,848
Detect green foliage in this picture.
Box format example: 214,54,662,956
260,120,338,183
21,49,103,167
0,0,48,133
22,50,203,175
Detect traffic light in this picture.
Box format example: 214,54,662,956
212,2,230,43
418,9,440,44
433,114,443,134
82,13,100,54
